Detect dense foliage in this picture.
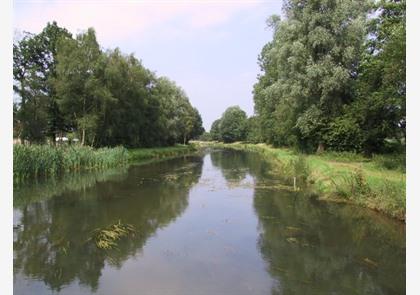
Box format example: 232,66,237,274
210,106,248,143
13,22,204,147
250,0,405,154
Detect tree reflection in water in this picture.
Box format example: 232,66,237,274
211,149,405,295
13,150,405,295
253,187,405,295
13,156,203,292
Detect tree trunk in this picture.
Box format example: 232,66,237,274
183,134,186,145
81,129,85,146
316,142,325,154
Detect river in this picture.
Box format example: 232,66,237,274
13,149,405,295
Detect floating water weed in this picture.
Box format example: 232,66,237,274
90,221,136,250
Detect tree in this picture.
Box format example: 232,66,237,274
321,0,406,154
13,22,72,143
246,116,262,143
210,119,222,141
54,28,113,146
253,0,370,152
14,23,204,148
218,106,248,143
198,132,212,141
152,77,203,146
190,108,205,139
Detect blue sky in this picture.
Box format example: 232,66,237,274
14,0,283,130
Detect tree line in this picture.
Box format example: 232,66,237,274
209,0,405,155
13,22,204,147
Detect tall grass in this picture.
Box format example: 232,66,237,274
372,153,406,172
329,169,406,220
14,144,128,182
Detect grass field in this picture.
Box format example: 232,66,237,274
197,141,405,221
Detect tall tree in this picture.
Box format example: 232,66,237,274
13,22,72,143
54,28,113,146
353,0,405,153
14,23,204,148
254,0,370,152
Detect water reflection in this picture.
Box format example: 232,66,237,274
210,149,268,182
13,150,405,295
14,156,203,292
253,185,405,295
14,166,129,208
210,149,405,295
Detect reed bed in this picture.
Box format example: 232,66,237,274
14,144,128,182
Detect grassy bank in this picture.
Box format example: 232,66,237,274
14,144,197,183
14,144,128,182
128,144,197,162
197,141,405,221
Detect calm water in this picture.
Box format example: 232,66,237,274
13,149,405,295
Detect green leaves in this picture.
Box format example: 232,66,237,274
14,23,204,147
13,22,72,143
252,0,404,154
211,106,248,143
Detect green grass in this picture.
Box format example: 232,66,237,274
198,141,405,221
128,144,197,162
14,144,129,182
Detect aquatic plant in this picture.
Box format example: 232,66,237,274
89,221,136,250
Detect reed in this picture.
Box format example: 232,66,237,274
14,144,128,182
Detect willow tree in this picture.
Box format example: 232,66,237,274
254,0,370,152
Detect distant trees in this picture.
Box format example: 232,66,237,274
218,106,248,143
210,106,248,143
13,23,204,147
210,119,222,141
197,132,212,141
252,0,405,154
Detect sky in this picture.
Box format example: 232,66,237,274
14,0,283,131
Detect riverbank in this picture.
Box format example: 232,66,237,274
196,141,405,221
128,144,198,163
13,144,197,183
